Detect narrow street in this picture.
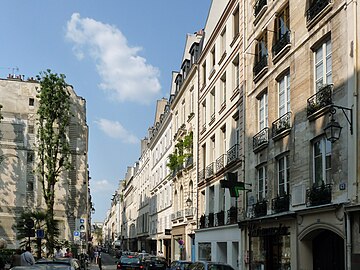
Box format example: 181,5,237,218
88,252,117,270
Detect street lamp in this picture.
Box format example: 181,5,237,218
323,105,353,143
186,197,192,208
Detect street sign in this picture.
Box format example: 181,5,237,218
74,231,80,237
80,218,85,223
36,229,45,239
25,218,34,229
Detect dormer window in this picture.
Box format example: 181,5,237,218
175,74,183,93
181,59,190,79
189,42,200,66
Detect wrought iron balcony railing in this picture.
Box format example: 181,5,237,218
216,154,227,172
176,210,184,219
272,31,290,57
199,169,205,182
206,162,215,178
215,211,225,226
185,207,194,217
254,0,267,17
199,214,206,229
206,213,215,227
227,144,240,165
272,194,290,213
253,55,268,78
306,0,331,22
272,112,292,137
253,127,269,150
226,207,238,224
253,200,268,217
306,183,332,206
307,84,333,116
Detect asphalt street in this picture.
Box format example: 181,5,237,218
88,252,118,270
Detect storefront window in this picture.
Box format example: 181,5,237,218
198,242,211,261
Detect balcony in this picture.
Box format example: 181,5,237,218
253,55,268,81
254,0,267,18
272,112,292,139
227,144,240,165
306,183,332,207
253,200,267,217
176,210,184,219
216,154,227,172
307,84,333,116
306,0,331,23
199,214,206,229
205,162,215,179
215,211,225,226
226,207,238,225
185,207,195,217
272,194,290,213
272,31,291,59
199,169,205,183
206,212,214,228
253,127,269,152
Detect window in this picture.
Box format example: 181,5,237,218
210,89,215,123
258,165,267,201
220,28,226,57
234,114,240,146
275,5,290,41
202,61,207,87
313,137,331,185
211,136,215,163
28,125,34,134
278,72,290,116
27,181,34,192
314,39,332,91
232,56,240,90
190,89,194,114
221,125,226,155
220,73,226,107
202,100,206,129
27,152,34,163
255,32,268,63
258,92,268,130
210,47,216,71
233,7,239,38
29,98,34,106
175,111,179,131
181,100,186,125
278,155,290,196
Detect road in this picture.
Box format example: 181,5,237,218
88,251,118,270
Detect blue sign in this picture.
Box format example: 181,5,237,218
74,231,80,237
80,218,85,223
36,229,45,239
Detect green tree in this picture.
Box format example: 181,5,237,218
35,70,72,255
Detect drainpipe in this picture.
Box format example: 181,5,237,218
346,211,351,270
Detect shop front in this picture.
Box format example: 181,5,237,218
171,224,186,261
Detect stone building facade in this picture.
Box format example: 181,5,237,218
0,75,89,250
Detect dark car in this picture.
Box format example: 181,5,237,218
189,261,235,270
35,257,82,270
143,256,167,270
117,255,144,270
169,260,193,270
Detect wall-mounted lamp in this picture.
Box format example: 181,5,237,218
324,105,353,143
186,197,193,208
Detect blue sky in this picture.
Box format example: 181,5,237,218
0,1,211,221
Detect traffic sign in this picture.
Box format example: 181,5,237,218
25,218,34,229
80,218,85,223
74,231,80,237
36,229,45,238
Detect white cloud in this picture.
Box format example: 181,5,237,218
95,118,138,144
66,13,161,104
91,179,115,194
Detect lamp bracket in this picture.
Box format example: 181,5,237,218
330,104,353,134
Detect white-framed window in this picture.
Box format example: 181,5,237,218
278,155,290,196
314,39,332,91
211,136,215,163
210,47,216,71
202,61,207,86
202,100,206,128
232,56,240,90
278,72,290,116
220,27,226,56
221,125,226,154
233,7,239,38
258,92,268,130
181,100,186,125
210,88,215,119
190,89,194,113
313,137,332,185
258,165,267,201
220,73,226,107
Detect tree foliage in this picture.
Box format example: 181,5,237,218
35,69,72,255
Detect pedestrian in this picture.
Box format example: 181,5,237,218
10,249,22,268
54,246,63,258
98,249,102,270
64,248,73,258
94,249,99,264
21,246,35,266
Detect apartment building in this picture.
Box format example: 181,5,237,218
168,31,202,262
0,75,89,249
240,0,359,269
147,98,173,262
195,1,244,268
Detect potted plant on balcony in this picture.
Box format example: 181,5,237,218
199,214,206,229
308,181,331,206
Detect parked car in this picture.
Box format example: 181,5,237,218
169,260,193,270
143,256,167,270
35,257,82,270
116,255,144,270
189,261,235,270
